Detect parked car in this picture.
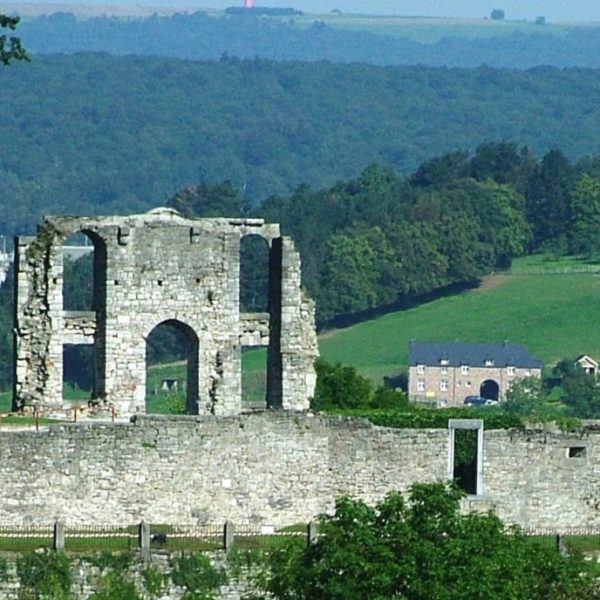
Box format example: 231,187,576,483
464,395,498,407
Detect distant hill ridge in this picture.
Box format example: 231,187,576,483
10,8,600,68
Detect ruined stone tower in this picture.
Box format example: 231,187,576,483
13,209,318,416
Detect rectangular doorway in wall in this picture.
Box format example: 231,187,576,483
63,344,94,401
448,419,484,496
242,346,267,409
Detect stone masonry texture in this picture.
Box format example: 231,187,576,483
13,209,318,416
0,414,598,530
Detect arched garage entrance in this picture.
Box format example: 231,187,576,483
480,379,499,401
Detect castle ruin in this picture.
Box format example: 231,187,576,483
13,209,318,416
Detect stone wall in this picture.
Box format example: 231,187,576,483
0,414,446,527
0,414,598,530
13,210,318,417
0,552,250,599
483,425,600,528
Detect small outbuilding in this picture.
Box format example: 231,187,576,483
575,355,598,377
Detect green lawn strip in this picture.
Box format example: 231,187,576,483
0,391,10,412
0,538,52,552
242,348,267,403
511,253,600,273
65,537,136,553
0,415,63,426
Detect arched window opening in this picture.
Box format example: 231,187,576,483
240,234,270,313
62,232,95,311
145,320,199,415
63,344,94,401
61,231,105,402
242,346,267,408
480,379,499,401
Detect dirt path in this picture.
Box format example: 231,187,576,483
472,274,512,292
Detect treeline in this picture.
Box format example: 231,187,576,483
5,54,600,235
171,142,600,323
17,11,600,69
2,143,600,390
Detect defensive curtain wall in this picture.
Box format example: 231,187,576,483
9,210,600,533
0,414,598,530
13,209,318,416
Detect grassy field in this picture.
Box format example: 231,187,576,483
319,256,600,383
292,14,573,43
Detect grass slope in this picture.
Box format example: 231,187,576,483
319,267,600,383
145,259,600,395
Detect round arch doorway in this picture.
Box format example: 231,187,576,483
145,319,199,414
480,379,499,401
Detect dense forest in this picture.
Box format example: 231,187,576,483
2,143,600,389
16,11,600,69
4,54,600,234
175,143,600,323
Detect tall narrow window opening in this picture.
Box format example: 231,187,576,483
63,344,94,401
448,419,484,496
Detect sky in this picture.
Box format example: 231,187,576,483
15,0,600,22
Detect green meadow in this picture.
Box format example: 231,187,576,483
319,257,600,383
294,14,571,44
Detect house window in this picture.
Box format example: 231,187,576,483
466,381,471,387
461,365,470,375
417,364,425,375
440,358,449,366
485,359,494,367
507,366,515,376
417,379,425,391
441,366,448,375
440,380,448,391
524,370,531,377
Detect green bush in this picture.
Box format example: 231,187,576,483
170,552,227,600
371,385,409,409
312,358,373,410
330,407,523,430
16,550,73,599
142,566,165,598
88,572,141,600
167,393,187,415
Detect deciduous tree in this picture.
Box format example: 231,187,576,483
253,483,598,600
0,14,27,65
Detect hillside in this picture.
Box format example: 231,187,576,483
142,259,600,401
4,55,600,234
319,260,600,383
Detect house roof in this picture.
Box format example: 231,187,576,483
408,341,543,369
576,355,599,368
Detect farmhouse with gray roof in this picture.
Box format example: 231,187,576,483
408,341,542,406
